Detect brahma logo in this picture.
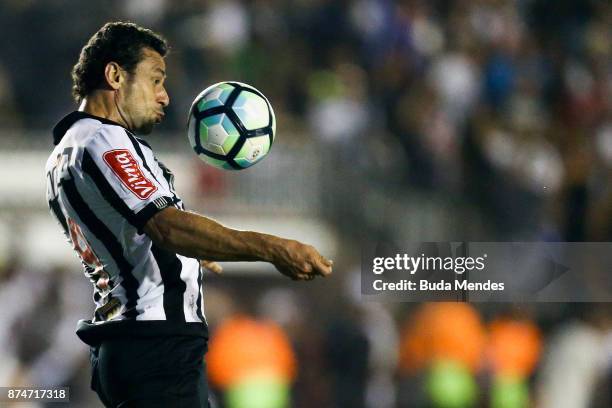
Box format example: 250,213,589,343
103,149,157,200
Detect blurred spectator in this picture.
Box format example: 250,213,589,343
0,62,21,127
0,260,97,407
487,316,542,379
487,315,543,408
324,305,370,408
207,314,296,408
399,302,487,374
536,306,612,408
398,302,487,407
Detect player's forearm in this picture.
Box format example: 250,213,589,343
145,207,284,262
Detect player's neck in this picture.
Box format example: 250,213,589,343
79,92,129,129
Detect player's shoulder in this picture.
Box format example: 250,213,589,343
80,119,131,147
53,111,132,148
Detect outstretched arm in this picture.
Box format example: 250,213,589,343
144,207,332,280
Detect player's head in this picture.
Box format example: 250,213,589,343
72,22,169,134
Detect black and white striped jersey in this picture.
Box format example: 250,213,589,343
46,111,207,345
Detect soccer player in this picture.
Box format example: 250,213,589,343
45,22,332,408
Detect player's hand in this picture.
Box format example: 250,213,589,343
200,259,223,274
94,270,110,290
272,239,333,281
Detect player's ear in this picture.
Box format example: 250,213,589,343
104,62,125,90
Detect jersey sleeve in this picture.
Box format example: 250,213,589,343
79,125,175,233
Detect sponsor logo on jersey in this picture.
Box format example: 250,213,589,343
103,149,157,199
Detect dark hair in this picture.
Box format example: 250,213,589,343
71,21,168,102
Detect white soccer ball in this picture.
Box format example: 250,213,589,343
187,81,276,170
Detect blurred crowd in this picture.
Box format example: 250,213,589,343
2,258,612,407
0,0,611,240
0,0,611,407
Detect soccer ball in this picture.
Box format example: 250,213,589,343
188,81,276,170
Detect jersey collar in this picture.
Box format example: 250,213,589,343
52,111,130,145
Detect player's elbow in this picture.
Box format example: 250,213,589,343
143,207,181,250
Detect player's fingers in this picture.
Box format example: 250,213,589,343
293,270,310,281
313,257,333,277
96,276,110,290
296,273,315,281
201,260,222,274
200,260,223,275
95,271,110,290
275,265,299,280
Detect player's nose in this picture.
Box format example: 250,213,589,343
159,87,170,107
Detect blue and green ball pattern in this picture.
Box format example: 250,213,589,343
188,82,276,170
